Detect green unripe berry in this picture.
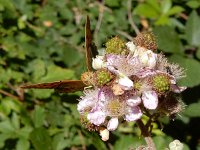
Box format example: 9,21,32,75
96,69,113,86
105,36,127,54
152,74,170,93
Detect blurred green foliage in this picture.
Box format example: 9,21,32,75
0,0,200,149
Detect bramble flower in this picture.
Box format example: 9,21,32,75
92,56,106,70
168,140,184,150
77,32,186,141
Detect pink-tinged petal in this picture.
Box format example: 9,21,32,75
77,99,95,114
136,69,156,78
126,96,141,107
99,128,109,141
147,51,157,69
171,85,187,93
106,54,121,66
87,111,106,125
142,91,158,110
107,66,120,75
118,76,133,90
125,106,142,121
107,117,119,131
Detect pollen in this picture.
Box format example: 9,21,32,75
106,99,125,117
105,36,127,54
134,80,142,91
152,74,170,94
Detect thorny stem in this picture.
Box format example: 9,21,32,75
136,119,156,150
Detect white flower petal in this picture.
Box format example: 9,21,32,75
107,117,119,131
77,99,95,114
142,90,158,110
126,96,141,107
126,41,137,53
118,76,133,90
92,56,106,70
140,50,157,69
99,128,109,141
87,111,106,125
125,106,142,121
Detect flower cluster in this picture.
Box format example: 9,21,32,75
77,32,186,141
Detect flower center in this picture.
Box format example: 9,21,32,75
106,99,125,117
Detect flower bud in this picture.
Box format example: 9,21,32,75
126,41,137,53
92,56,106,70
169,140,184,150
107,117,119,131
99,128,110,141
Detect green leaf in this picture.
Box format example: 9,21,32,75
153,26,183,53
30,127,53,150
16,139,30,150
186,0,200,9
0,0,16,18
196,47,200,59
167,6,184,16
11,112,20,130
39,64,75,82
28,59,46,81
155,15,170,25
0,120,15,134
185,11,200,46
105,0,120,7
32,105,45,128
183,101,200,117
134,3,159,18
169,55,200,87
18,126,33,139
153,135,172,149
52,133,69,150
32,89,54,99
161,0,172,14
0,133,11,148
0,98,21,116
113,135,143,150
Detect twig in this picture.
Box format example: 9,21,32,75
127,0,140,35
0,89,21,101
94,1,105,46
78,130,86,150
136,119,156,150
179,13,188,20
116,30,133,41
